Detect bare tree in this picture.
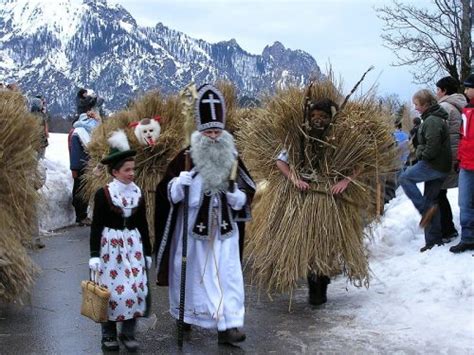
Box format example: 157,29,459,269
376,0,472,86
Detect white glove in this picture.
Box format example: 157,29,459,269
146,256,152,269
88,257,101,271
226,188,246,210
170,171,193,203
176,171,193,186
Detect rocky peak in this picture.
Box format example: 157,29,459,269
0,0,321,115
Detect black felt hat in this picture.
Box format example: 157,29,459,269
100,129,136,165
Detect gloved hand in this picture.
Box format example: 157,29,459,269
226,188,246,210
88,257,101,271
146,256,152,269
176,171,193,187
170,171,193,203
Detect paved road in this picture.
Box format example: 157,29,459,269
0,226,419,354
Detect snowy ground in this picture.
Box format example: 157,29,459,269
39,133,474,352
332,190,474,353
38,133,76,231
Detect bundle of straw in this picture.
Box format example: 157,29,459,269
82,91,185,242
237,77,399,294
216,80,239,134
0,90,41,302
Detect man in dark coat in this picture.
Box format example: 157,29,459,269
435,76,467,242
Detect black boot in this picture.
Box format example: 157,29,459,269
101,337,119,351
449,242,474,254
307,273,330,306
119,318,139,352
119,334,139,352
218,328,246,345
101,321,119,351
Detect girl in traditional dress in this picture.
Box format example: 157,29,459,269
88,130,151,352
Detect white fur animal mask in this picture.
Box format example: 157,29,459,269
131,117,161,146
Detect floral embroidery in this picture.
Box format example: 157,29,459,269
102,254,110,263
131,267,140,277
115,285,125,295
99,228,148,321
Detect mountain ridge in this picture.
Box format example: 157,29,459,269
0,0,321,115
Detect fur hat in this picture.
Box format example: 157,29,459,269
194,84,226,131
100,129,136,165
463,74,474,89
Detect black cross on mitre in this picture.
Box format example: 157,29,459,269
195,84,226,131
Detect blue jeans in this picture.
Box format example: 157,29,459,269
400,161,447,244
459,168,474,244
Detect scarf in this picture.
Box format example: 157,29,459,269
107,179,141,217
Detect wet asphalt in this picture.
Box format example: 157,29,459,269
0,226,417,355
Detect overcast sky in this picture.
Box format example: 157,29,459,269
111,0,435,103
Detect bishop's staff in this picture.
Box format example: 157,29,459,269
177,83,197,347
228,159,239,192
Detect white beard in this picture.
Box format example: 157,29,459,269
190,130,236,194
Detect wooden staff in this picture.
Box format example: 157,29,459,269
177,82,197,347
178,151,191,347
228,159,239,192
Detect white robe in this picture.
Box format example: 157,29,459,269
168,173,246,331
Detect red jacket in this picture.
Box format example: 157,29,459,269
458,98,474,170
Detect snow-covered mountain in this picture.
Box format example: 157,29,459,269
0,0,321,115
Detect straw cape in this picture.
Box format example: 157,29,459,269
0,90,40,302
236,77,399,295
82,82,240,243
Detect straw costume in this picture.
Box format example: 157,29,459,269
0,90,40,302
154,84,255,345
238,75,399,302
88,130,151,352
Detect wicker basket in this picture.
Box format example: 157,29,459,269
80,278,110,323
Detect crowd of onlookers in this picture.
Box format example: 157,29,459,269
394,74,474,254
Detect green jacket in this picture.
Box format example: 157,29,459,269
416,104,451,173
